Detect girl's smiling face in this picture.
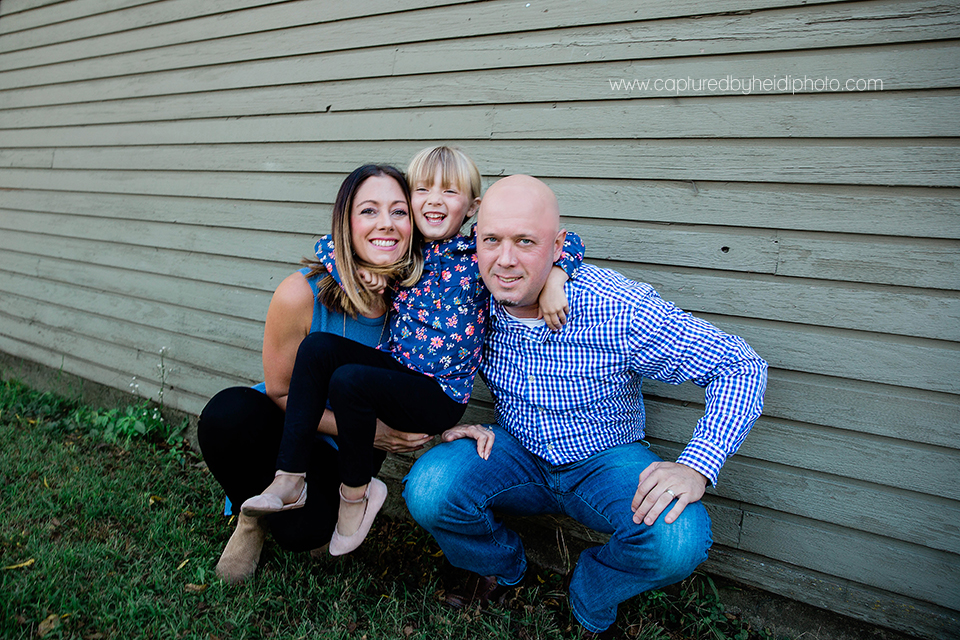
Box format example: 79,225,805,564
411,169,480,242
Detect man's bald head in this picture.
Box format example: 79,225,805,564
476,175,566,317
481,174,560,231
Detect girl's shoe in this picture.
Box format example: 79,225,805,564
329,478,387,556
240,470,307,517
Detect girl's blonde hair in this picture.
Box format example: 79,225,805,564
407,146,483,223
303,164,423,317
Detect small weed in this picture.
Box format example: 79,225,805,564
0,379,186,449
70,401,184,448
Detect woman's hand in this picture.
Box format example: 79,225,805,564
357,268,388,294
441,424,495,460
537,266,570,331
374,420,433,453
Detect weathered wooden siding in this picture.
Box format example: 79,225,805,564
1,1,957,636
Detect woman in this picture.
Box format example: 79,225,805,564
198,164,430,583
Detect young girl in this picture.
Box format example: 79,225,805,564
242,146,584,555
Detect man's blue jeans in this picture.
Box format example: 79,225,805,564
403,427,712,633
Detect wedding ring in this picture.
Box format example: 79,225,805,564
665,490,676,497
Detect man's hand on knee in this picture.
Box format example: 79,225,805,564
631,462,708,526
441,424,495,460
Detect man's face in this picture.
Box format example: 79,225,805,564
476,180,564,317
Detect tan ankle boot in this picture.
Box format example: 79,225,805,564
216,513,266,583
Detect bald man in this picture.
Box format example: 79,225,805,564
404,176,767,638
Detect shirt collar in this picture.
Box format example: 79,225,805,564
490,301,553,342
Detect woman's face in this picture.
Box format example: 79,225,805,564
349,175,412,265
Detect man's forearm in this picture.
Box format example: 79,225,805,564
677,352,768,484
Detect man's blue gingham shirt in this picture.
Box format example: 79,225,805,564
481,264,767,485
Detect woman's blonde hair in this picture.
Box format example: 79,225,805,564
303,164,423,317
407,145,483,226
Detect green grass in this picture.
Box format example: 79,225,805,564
0,379,779,640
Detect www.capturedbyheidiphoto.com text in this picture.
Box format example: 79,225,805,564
609,75,884,95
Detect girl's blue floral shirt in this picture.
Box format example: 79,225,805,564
315,227,584,403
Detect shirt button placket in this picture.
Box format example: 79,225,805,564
520,337,542,458
524,338,551,460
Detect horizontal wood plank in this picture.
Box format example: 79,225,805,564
0,264,266,350
0,106,494,144
702,500,744,549
0,167,343,203
705,315,960,393
2,288,262,382
472,139,960,189
6,174,958,241
0,208,316,265
5,1,957,104
653,441,960,555
644,401,960,498
738,509,960,610
0,0,71,19
718,457,960,555
573,221,780,273
0,329,215,417
3,42,958,125
395,0,960,77
617,263,960,341
0,307,254,411
0,0,475,60
0,148,52,167
705,546,960,639
29,141,960,188
490,93,960,139
776,231,960,289
0,229,296,295
642,370,960,450
0,188,328,234
550,179,960,240
0,21,399,89
0,1,275,48
574,222,960,290
0,0,842,74
4,94,957,145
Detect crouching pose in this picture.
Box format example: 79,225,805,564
404,175,767,638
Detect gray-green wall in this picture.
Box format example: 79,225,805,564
0,1,957,637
